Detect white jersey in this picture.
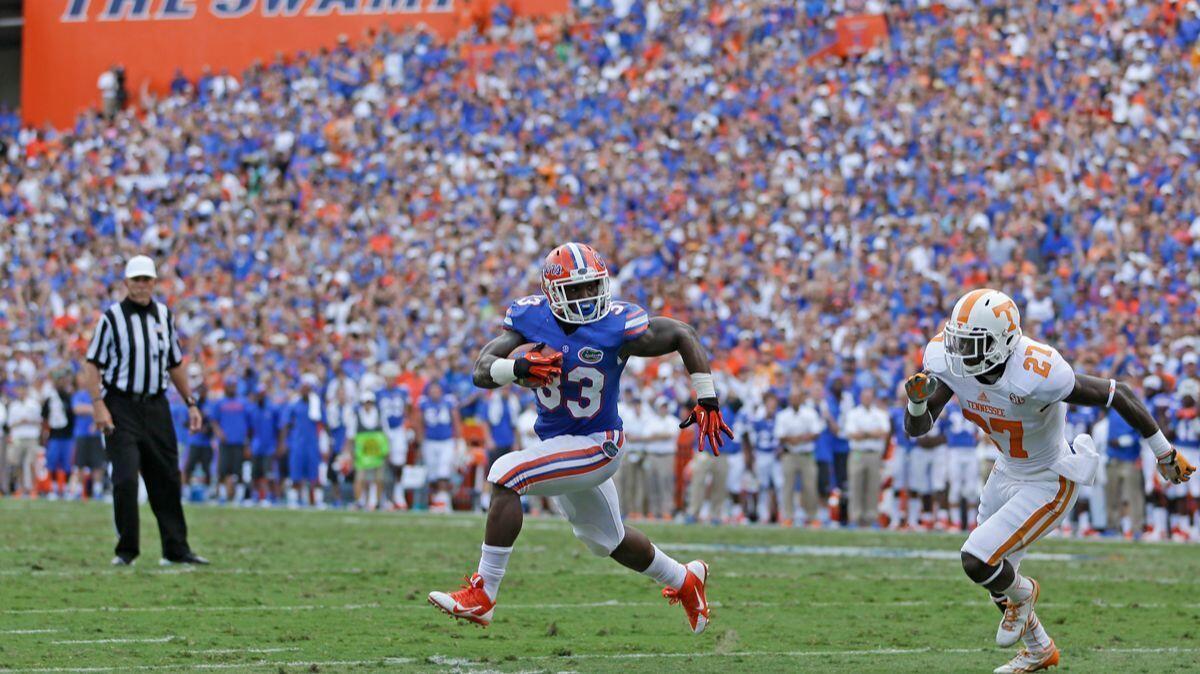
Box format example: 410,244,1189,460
924,334,1075,478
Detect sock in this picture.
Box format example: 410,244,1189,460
477,544,512,600
950,506,962,527
989,592,1007,614
1154,506,1168,532
1000,573,1034,603
1023,612,1053,651
1171,513,1185,530
641,545,688,589
1079,511,1091,532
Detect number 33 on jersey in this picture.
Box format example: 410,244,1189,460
503,295,648,441
924,333,1076,477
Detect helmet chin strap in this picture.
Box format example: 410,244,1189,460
974,356,1009,384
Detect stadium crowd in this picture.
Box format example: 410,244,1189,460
1,0,1200,541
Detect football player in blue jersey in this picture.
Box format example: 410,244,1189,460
429,242,732,634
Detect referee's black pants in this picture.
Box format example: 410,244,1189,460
104,393,191,561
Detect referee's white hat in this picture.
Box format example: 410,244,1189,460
125,255,158,279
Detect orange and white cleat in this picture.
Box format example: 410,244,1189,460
428,573,495,627
996,578,1040,647
993,639,1060,673
662,560,710,634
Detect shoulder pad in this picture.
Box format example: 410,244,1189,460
922,334,948,375
613,302,649,338
503,295,547,331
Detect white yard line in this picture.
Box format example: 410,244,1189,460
659,542,1087,562
187,648,299,655
0,629,64,634
5,597,1198,617
0,658,416,673
50,636,176,645
0,566,1189,588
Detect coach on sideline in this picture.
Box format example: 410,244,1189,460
83,255,209,567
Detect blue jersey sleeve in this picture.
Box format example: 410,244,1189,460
615,302,649,341
502,295,549,340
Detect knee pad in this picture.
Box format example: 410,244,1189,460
960,550,991,581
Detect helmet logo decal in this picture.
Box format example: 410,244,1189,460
544,263,563,278
991,300,1019,332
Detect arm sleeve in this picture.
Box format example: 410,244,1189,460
86,314,111,367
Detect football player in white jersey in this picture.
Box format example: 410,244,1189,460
904,289,1195,674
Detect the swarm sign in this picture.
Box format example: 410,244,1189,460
23,0,565,127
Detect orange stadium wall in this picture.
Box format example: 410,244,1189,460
22,0,568,128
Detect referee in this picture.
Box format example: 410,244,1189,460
83,255,209,567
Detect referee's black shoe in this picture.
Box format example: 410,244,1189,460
159,552,210,566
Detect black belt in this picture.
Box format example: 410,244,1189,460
105,389,165,403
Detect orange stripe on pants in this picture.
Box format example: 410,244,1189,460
986,477,1071,566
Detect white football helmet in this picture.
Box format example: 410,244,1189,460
943,289,1022,377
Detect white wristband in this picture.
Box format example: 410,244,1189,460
1147,429,1173,461
691,373,716,400
489,358,518,386
907,399,928,417
1105,379,1117,408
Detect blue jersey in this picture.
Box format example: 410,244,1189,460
502,295,648,440
1064,407,1096,442
941,403,977,449
749,411,778,454
1172,409,1200,451
377,387,410,432
249,401,281,457
1106,408,1140,461
420,395,457,441
209,397,252,445
284,398,321,451
71,390,97,438
891,407,914,451
486,393,519,448
721,405,741,457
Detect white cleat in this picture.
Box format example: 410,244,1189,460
993,639,1060,673
996,578,1040,647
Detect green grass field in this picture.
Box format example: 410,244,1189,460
1,499,1198,673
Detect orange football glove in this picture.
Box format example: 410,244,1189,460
514,344,563,387
904,371,938,403
1157,449,1197,485
680,399,734,456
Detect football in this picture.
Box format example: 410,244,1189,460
509,342,559,389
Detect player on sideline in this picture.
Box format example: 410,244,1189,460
904,289,1195,673
429,242,732,633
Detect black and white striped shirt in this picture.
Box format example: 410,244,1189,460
86,299,183,396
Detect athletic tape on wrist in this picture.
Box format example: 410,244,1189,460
1147,429,1173,461
691,373,716,400
490,358,518,385
1105,379,1116,408
907,399,928,417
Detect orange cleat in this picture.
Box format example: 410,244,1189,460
428,573,495,627
662,560,710,634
